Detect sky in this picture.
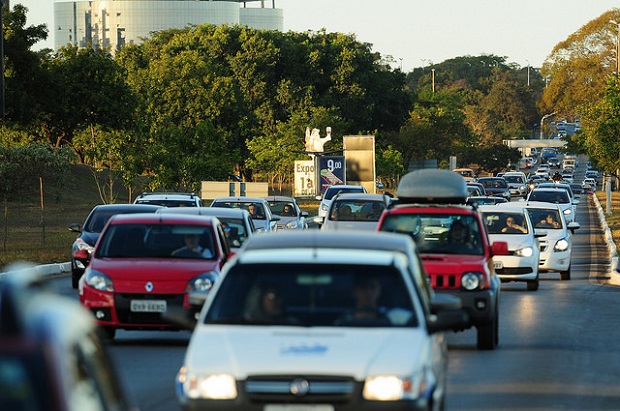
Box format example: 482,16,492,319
18,0,620,72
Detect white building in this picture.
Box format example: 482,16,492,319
54,0,283,51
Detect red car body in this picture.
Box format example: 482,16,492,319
79,213,232,338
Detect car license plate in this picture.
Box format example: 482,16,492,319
494,261,503,269
130,300,167,313
264,406,334,411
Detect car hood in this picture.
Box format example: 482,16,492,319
420,254,490,274
90,259,220,292
184,326,430,379
77,231,100,247
487,233,534,251
322,221,378,231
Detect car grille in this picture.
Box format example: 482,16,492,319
114,293,183,324
244,376,356,403
431,274,458,289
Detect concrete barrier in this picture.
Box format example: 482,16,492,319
592,194,620,285
1,262,71,279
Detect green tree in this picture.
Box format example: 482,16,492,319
2,4,50,124
580,76,620,174
541,9,620,119
41,46,136,161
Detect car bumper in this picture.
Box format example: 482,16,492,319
436,283,498,327
494,255,538,281
80,285,194,330
539,249,571,272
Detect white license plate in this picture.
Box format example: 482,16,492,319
264,405,334,411
494,261,503,269
130,300,167,313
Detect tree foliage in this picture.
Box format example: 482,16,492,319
541,9,620,119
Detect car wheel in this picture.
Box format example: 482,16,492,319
476,315,498,350
527,279,539,291
560,266,571,281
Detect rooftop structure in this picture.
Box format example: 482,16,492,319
54,0,283,51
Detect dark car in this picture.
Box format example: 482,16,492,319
0,264,138,411
476,177,511,200
79,213,232,339
68,204,163,288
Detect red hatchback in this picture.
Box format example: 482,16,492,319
79,213,232,339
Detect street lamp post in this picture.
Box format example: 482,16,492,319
540,112,555,140
526,59,530,87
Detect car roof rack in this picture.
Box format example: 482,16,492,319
395,169,470,205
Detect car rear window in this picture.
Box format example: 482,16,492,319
205,263,415,327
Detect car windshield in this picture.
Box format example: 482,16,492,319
479,179,507,188
504,175,524,183
481,211,529,235
526,209,563,229
529,190,570,204
95,223,216,259
379,213,484,255
267,201,296,216
324,187,364,200
204,264,415,327
212,201,267,220
329,200,385,222
85,212,116,233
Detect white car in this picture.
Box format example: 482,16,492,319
176,231,466,411
316,184,367,218
526,187,578,223
503,171,528,197
321,193,391,231
519,201,580,280
583,178,598,190
479,205,542,291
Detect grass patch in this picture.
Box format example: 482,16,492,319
0,165,322,270
595,190,620,256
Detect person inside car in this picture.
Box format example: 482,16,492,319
248,204,264,219
445,220,475,252
172,233,213,258
282,204,295,216
539,213,560,229
501,216,527,234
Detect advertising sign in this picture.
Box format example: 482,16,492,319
319,156,346,193
294,160,315,197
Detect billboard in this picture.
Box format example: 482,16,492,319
294,160,315,197
318,156,345,193
343,135,375,193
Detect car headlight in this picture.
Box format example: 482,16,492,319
285,220,299,229
186,272,217,294
554,237,570,252
563,209,572,216
515,246,534,257
180,369,237,400
320,203,329,212
74,238,95,253
85,269,114,292
461,272,485,290
363,372,431,401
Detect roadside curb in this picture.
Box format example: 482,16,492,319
0,262,71,279
592,194,620,285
